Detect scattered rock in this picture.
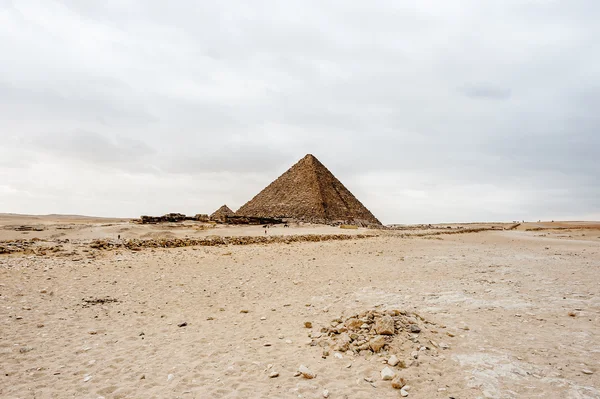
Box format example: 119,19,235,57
167,374,174,382
410,324,421,333
388,355,400,367
240,310,249,313
391,376,407,389
381,366,395,381
322,388,329,398
400,387,409,397
177,322,187,327
304,321,312,328
83,375,92,382
269,372,279,378
298,365,316,379
369,335,386,352
375,315,395,335
582,369,594,375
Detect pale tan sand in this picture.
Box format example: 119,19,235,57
1,217,599,398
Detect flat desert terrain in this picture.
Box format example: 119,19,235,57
1,215,599,398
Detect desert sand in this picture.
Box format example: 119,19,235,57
1,215,599,398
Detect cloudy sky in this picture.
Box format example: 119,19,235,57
1,0,598,224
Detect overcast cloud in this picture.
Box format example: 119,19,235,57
1,0,598,223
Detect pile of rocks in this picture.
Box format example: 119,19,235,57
311,309,452,393
88,234,376,251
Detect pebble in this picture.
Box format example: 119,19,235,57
391,376,406,389
411,351,419,359
388,355,400,367
260,316,266,321
334,352,343,359
400,388,409,397
381,366,395,380
304,321,312,328
240,309,249,313
83,375,92,382
410,324,421,333
298,365,316,379
582,369,594,375
322,388,329,398
167,374,174,382
269,372,279,378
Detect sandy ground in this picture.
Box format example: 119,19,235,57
1,216,599,398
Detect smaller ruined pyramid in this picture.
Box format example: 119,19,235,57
236,154,381,226
210,205,235,222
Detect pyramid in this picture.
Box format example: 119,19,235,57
236,154,381,226
210,204,235,223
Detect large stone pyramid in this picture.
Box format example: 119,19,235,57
236,154,381,226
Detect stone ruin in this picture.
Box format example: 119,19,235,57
138,213,208,224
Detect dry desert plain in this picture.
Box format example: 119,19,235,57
1,215,599,398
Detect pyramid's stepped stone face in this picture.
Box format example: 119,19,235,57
236,154,381,226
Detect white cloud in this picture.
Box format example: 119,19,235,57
0,0,598,222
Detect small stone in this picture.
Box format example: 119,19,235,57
381,366,395,380
334,352,343,359
140,374,145,379
400,388,409,397
582,369,594,375
240,309,249,313
375,315,395,335
439,342,450,349
322,350,330,358
83,375,92,382
304,321,312,328
370,335,386,352
410,324,421,333
167,374,174,382
269,371,279,378
388,355,400,367
298,365,316,379
178,322,188,327
260,316,266,321
411,351,419,359
293,371,301,377
391,376,406,389
322,388,329,398
263,343,272,347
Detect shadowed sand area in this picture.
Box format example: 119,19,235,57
1,215,599,398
